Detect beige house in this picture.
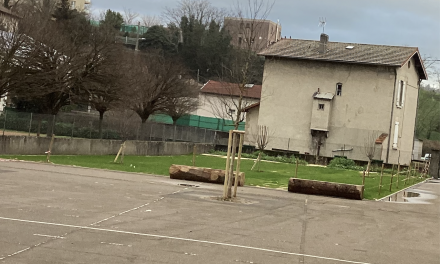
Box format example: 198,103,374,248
0,5,19,32
247,33,427,165
224,17,281,52
68,0,90,11
193,80,261,121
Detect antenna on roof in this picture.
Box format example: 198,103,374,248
318,17,326,33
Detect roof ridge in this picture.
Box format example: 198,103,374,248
274,38,418,49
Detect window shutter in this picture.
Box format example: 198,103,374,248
393,121,399,149
396,82,401,107
401,81,406,107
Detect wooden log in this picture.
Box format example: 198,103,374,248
288,178,364,200
170,165,245,186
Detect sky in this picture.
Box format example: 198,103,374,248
89,0,440,85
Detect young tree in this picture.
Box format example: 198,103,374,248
363,131,381,181
212,0,274,129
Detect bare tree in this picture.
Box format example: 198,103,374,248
250,125,270,171
123,7,139,25
162,86,199,125
363,131,382,182
163,0,228,27
141,15,162,27
212,0,274,130
124,52,192,139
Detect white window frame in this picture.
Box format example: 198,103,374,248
393,121,399,149
396,80,406,108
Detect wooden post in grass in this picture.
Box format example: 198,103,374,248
405,162,411,185
223,130,233,199
295,158,299,178
379,164,384,195
233,133,244,197
396,163,400,188
120,143,126,164
362,170,366,186
389,164,395,192
227,133,238,198
114,141,126,163
192,145,196,166
46,134,55,163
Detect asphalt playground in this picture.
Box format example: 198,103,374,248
0,160,439,264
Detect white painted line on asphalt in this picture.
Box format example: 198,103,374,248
0,247,31,260
90,203,150,226
0,216,372,264
34,234,65,239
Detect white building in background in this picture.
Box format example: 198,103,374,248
0,96,6,112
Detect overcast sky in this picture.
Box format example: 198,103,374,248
90,0,440,83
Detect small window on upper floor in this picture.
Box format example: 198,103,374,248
336,83,342,96
408,61,411,69
398,80,405,107
318,104,325,110
238,37,242,45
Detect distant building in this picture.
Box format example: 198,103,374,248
223,17,281,52
68,0,90,11
247,33,427,165
193,80,262,120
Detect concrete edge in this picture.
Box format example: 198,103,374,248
375,178,430,201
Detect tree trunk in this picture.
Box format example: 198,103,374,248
140,119,147,140
366,160,371,177
46,115,55,137
98,111,105,139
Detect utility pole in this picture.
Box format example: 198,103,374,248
135,21,140,51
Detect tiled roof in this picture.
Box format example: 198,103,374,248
200,80,262,99
259,38,427,79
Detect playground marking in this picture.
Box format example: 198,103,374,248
0,216,372,264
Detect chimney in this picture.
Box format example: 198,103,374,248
318,33,329,53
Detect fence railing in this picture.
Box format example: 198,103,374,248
0,109,230,145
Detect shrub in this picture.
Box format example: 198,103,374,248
328,157,363,171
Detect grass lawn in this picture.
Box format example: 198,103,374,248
0,154,426,200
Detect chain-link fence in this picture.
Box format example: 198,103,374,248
0,109,230,145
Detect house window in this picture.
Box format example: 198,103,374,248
397,80,405,107
238,37,242,45
408,61,411,68
318,104,325,110
336,83,342,96
70,1,76,9
229,109,236,114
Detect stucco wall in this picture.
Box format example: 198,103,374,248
0,136,214,156
244,106,260,145
256,57,419,163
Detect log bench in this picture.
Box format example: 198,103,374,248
288,178,364,200
169,164,245,186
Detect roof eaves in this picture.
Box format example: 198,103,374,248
262,54,403,67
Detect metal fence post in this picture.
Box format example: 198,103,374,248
71,117,75,138
28,112,33,136
162,124,166,142
203,128,207,143
2,109,6,136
